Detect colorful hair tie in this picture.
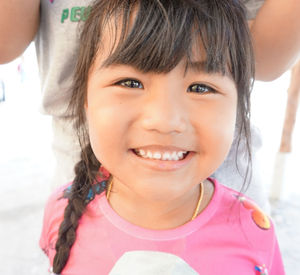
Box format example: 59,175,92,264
255,264,268,275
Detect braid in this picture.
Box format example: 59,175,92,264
52,144,102,274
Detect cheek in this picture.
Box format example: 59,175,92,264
216,104,237,140
196,97,237,159
85,102,132,170
214,98,237,145
85,107,118,164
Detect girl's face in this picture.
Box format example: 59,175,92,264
85,35,237,202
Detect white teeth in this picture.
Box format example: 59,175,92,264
146,151,153,158
162,152,171,160
139,149,146,156
171,152,179,161
153,152,162,159
135,149,187,161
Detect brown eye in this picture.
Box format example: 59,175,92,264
116,79,143,89
187,83,216,94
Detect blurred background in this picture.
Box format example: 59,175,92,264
0,43,299,274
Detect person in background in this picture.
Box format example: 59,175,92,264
0,0,299,210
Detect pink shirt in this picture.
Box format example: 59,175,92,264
40,179,285,274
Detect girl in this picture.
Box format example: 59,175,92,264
40,0,285,274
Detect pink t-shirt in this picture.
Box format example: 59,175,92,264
40,179,285,274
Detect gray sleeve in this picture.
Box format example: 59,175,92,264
242,0,265,20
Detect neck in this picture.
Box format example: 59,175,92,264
107,179,213,230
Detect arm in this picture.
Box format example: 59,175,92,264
0,0,40,64
250,0,300,81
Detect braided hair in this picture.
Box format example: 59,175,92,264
52,144,104,273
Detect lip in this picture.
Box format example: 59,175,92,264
133,145,189,152
129,149,195,171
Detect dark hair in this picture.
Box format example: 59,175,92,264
52,0,254,273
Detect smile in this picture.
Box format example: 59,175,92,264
133,149,189,161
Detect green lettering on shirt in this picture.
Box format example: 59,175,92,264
71,7,81,22
61,6,91,23
61,9,69,23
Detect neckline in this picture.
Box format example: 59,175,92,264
90,178,223,241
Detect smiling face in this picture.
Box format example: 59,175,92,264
75,0,254,206
85,43,237,202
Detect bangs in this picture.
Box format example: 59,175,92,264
93,0,252,79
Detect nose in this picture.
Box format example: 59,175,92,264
140,90,188,134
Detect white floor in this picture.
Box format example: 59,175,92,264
0,44,299,274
